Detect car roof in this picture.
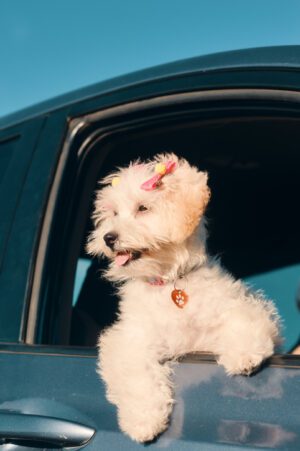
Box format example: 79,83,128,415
1,45,300,130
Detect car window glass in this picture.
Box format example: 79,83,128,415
66,115,300,351
73,258,92,306
245,264,300,352
0,119,44,342
0,137,16,182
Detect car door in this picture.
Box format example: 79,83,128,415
1,47,300,450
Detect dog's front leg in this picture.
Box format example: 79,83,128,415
214,302,279,376
98,323,174,442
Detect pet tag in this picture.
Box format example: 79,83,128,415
171,289,188,308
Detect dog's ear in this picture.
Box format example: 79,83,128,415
157,154,210,243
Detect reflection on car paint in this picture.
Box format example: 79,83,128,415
218,420,296,448
158,363,300,449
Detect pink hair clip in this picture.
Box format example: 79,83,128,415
140,160,176,191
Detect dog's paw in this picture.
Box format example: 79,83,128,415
119,416,167,443
218,353,265,376
118,401,173,443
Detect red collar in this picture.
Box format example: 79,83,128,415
146,276,189,308
147,277,165,286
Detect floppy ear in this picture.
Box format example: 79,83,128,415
158,155,210,243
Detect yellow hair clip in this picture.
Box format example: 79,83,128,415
155,163,167,175
111,177,121,187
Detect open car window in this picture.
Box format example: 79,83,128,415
32,91,300,355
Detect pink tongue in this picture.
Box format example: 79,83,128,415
115,253,131,266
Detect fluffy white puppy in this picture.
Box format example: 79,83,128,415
87,153,280,443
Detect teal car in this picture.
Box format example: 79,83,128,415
1,46,300,449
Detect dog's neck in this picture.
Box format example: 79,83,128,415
146,259,205,286
144,234,207,285
138,219,207,285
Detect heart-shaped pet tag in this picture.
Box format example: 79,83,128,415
171,289,188,308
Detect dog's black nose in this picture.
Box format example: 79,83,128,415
103,232,118,249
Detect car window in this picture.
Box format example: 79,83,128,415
71,259,300,352
72,257,92,306
42,108,300,352
0,136,16,180
0,119,45,342
0,134,31,262
245,264,300,352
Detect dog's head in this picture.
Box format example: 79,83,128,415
87,153,210,280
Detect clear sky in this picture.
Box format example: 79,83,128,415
1,0,300,118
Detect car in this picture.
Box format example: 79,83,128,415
1,45,300,450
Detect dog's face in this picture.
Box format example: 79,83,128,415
87,154,210,279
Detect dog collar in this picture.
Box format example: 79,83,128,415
147,275,188,309
147,277,165,286
145,259,204,309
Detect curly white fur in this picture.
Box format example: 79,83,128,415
87,153,281,443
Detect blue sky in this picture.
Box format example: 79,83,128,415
1,0,300,117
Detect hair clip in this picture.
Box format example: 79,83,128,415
140,161,176,191
111,177,121,187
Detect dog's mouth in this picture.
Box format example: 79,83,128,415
115,250,143,267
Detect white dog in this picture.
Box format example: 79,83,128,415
87,153,280,443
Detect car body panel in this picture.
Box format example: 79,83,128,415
0,347,299,450
1,46,300,449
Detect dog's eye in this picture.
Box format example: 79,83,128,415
137,205,148,212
